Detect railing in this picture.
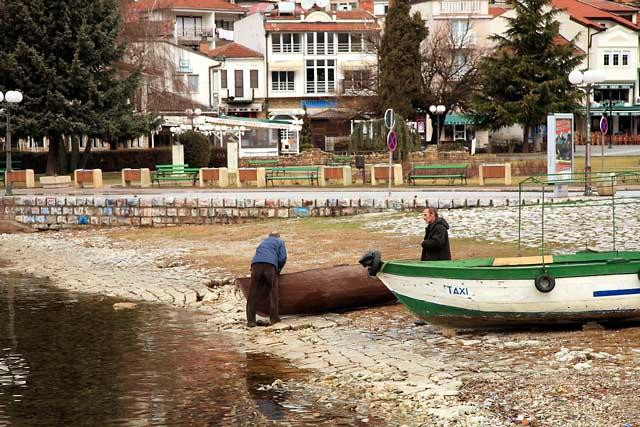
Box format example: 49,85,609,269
273,43,302,53
176,28,214,39
306,81,335,93
221,88,255,103
272,81,295,91
433,0,488,15
576,132,640,145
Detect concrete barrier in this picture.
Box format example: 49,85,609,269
199,167,229,187
478,163,511,186
237,168,266,188
321,166,351,187
40,175,72,189
6,169,35,188
121,168,151,188
369,164,403,186
74,169,103,189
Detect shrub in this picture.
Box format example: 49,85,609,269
180,131,211,168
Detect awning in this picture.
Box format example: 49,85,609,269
269,61,302,71
269,108,306,117
589,104,640,116
339,61,371,71
444,113,476,126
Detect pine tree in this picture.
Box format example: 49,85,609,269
377,0,427,119
472,0,583,152
0,0,156,174
300,107,313,150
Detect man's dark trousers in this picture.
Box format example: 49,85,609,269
246,262,280,325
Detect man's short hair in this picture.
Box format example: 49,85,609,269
269,231,280,238
425,207,438,218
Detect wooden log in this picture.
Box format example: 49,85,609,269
236,264,396,316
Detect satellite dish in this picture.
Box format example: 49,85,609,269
301,0,314,10
315,0,329,8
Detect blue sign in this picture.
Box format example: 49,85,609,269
300,99,337,109
387,130,397,151
600,116,608,135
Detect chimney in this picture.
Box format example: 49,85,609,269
360,0,374,13
199,41,209,54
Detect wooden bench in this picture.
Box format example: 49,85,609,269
325,155,352,166
247,159,278,168
152,164,199,186
409,164,468,185
266,166,320,186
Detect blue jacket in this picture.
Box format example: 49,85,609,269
251,236,287,272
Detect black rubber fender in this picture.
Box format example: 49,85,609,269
535,273,555,293
359,250,383,277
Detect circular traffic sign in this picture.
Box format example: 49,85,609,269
599,116,608,135
384,109,396,130
387,130,397,151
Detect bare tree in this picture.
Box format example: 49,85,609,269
420,20,485,143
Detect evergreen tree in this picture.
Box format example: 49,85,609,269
0,0,156,174
377,0,427,119
472,0,583,152
300,107,313,150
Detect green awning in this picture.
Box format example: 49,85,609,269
444,113,476,126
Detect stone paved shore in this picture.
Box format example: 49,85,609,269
1,208,639,426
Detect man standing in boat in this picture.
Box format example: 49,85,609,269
247,232,287,327
421,207,451,261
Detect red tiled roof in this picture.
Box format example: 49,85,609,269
554,34,586,54
265,22,380,32
208,42,263,58
489,6,508,17
553,0,640,30
581,0,638,12
266,9,376,20
130,0,245,13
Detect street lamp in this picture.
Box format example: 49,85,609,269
0,90,23,196
185,108,202,130
569,68,605,195
169,126,183,144
429,104,446,147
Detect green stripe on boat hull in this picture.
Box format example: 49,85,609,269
395,292,640,328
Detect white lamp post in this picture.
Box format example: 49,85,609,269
0,90,23,196
569,69,605,195
429,104,446,147
185,108,202,130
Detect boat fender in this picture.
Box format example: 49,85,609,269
358,250,383,277
535,273,555,293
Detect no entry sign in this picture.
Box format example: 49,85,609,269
600,116,608,135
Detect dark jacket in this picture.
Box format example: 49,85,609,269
421,217,451,261
251,236,287,272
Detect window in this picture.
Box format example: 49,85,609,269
306,59,336,93
176,16,203,37
272,71,295,91
306,32,334,55
613,51,620,66
374,1,388,15
187,75,199,92
622,51,629,66
234,70,244,98
342,69,371,91
221,70,227,89
215,19,233,31
604,51,610,66
250,70,259,89
272,33,301,53
337,33,368,53
451,20,469,45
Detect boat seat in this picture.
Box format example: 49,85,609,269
492,255,554,266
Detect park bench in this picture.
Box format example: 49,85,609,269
325,155,352,166
152,164,199,186
247,159,278,168
408,164,468,185
266,166,319,186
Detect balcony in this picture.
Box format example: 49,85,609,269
432,0,489,17
176,28,214,41
221,88,255,103
305,81,336,94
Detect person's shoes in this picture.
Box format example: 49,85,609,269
247,321,257,328
270,317,281,325
414,319,427,326
256,319,270,327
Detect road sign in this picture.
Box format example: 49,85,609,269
384,109,396,130
600,116,608,135
387,130,397,151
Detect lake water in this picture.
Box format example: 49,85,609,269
0,274,374,426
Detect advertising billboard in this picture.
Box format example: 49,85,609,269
547,113,574,180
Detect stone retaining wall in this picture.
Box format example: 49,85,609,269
0,195,530,230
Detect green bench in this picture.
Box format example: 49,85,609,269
325,155,352,166
409,164,468,185
152,164,199,186
247,159,278,167
266,166,320,186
